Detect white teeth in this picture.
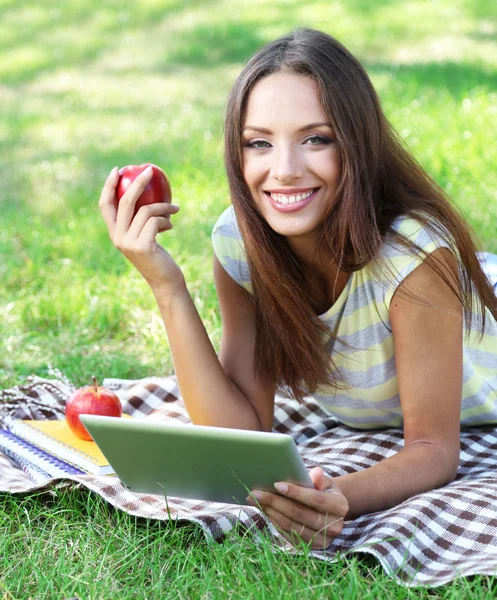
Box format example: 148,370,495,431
269,189,315,204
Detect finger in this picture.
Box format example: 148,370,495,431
115,165,154,239
300,529,336,550
98,167,120,237
263,506,325,548
309,467,328,491
164,204,180,220
138,216,172,241
314,511,345,543
128,203,179,239
247,489,301,516
273,480,348,516
264,505,311,539
137,217,173,245
247,491,327,533
158,219,173,233
266,509,337,550
277,526,337,550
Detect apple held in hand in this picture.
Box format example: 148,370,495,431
65,376,122,440
117,163,172,213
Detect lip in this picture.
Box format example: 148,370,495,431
265,188,319,213
265,187,316,194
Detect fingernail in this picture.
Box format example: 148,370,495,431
274,482,288,494
109,166,118,177
246,496,255,505
251,491,263,501
143,166,153,176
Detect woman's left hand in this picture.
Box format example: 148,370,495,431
247,467,349,549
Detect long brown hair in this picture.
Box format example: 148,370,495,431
223,27,497,400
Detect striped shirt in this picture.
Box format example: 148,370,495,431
212,205,497,429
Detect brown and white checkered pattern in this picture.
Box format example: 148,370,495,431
1,370,497,588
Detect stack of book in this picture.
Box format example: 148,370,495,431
0,417,115,482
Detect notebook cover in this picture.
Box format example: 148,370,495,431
4,417,121,474
0,429,85,479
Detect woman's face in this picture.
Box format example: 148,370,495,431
241,72,341,244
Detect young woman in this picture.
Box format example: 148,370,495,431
99,28,497,549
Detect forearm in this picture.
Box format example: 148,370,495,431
334,443,459,519
151,280,262,430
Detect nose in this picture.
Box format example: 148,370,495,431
270,143,303,183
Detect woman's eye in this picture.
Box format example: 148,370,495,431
305,135,333,145
244,139,271,149
243,135,334,149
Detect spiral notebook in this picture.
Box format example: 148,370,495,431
0,430,85,481
4,418,115,475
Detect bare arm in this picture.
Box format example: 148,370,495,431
248,248,463,547
151,256,275,430
334,247,463,517
98,168,274,430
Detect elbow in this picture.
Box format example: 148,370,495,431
436,445,460,486
445,453,460,485
422,447,459,489
441,460,458,487
407,440,460,487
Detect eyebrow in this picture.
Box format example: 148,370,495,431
242,122,333,134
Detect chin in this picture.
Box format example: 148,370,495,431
268,222,317,240
261,213,317,236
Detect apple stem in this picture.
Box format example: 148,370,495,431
92,375,98,392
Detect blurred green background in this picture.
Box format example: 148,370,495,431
1,0,496,388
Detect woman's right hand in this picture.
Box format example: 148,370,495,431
99,166,183,292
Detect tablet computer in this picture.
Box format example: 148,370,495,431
80,415,313,505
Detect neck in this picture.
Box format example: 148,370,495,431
287,232,349,310
287,232,332,276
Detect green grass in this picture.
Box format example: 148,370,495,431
3,487,497,599
1,0,496,597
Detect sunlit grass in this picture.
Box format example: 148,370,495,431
0,0,495,411
2,487,497,598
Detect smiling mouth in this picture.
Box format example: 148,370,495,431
264,188,319,205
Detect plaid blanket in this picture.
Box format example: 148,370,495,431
1,370,497,588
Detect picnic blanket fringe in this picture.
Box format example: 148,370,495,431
2,369,497,588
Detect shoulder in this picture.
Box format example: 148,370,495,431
212,205,242,240
211,205,251,291
364,212,458,312
380,212,455,261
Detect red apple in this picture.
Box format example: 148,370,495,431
117,163,172,213
65,376,123,440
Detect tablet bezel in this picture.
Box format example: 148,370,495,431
80,415,313,504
